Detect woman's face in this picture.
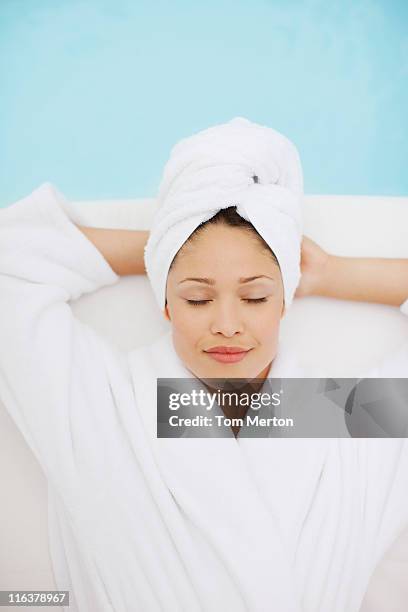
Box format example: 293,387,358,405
164,224,285,381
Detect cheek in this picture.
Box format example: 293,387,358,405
252,309,282,353
254,303,282,329
171,312,200,348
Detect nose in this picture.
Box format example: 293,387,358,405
209,299,244,337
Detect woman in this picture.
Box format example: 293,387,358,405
0,119,407,611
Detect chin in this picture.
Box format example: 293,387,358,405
199,361,261,381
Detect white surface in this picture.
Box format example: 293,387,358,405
1,192,408,611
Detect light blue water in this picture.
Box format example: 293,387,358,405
1,0,407,207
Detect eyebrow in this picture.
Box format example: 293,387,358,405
178,275,276,285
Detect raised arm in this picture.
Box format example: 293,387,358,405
295,236,408,307
77,226,149,276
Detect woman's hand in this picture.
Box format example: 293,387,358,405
295,236,331,298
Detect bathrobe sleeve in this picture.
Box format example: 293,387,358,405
0,182,123,490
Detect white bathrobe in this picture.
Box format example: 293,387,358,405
0,183,407,612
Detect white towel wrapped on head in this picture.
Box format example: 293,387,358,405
144,117,304,313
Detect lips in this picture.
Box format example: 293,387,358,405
205,346,251,354
204,346,252,364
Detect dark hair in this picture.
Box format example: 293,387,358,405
165,206,284,307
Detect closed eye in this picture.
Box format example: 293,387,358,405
186,298,268,306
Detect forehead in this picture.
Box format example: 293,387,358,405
171,246,280,287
